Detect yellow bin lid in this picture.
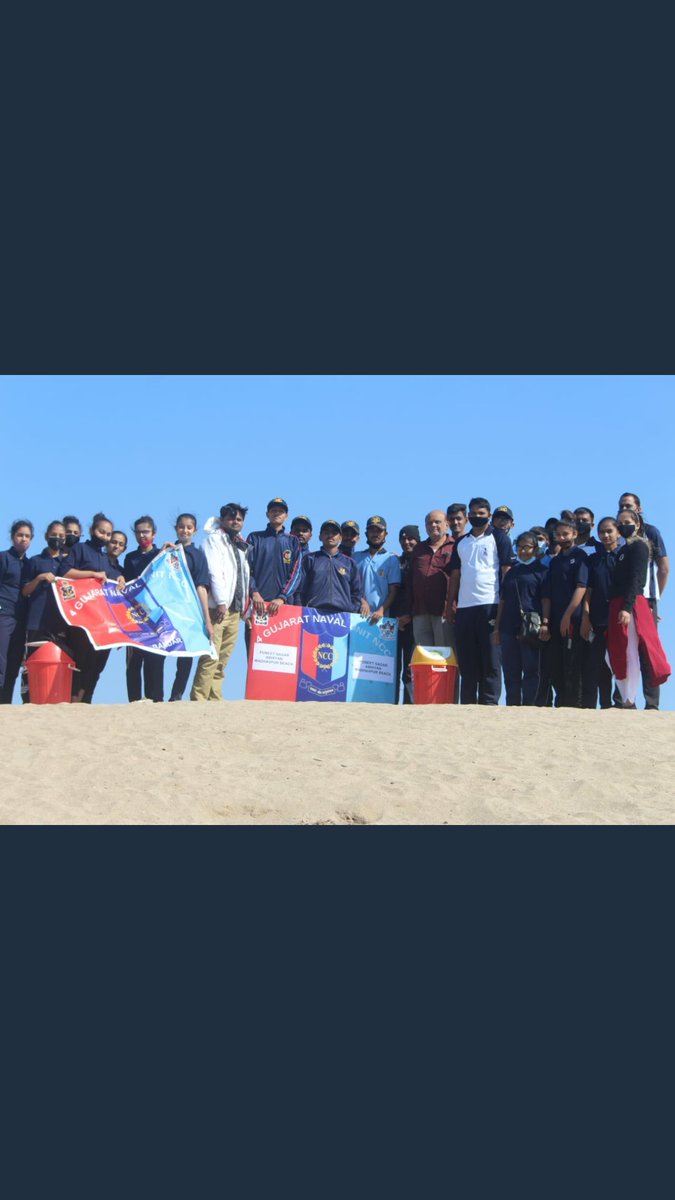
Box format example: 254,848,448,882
411,644,458,667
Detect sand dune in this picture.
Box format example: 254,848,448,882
2,702,674,825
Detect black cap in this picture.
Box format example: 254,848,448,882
366,515,387,529
267,497,288,512
291,514,312,530
341,520,360,534
399,524,421,541
321,519,342,533
493,506,514,520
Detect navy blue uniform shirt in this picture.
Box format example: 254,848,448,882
59,539,123,582
123,545,160,582
298,550,363,612
246,525,302,601
0,547,28,618
542,549,589,626
587,549,618,629
24,548,68,631
183,543,210,591
499,559,548,636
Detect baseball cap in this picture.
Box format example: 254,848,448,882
267,497,288,512
291,514,312,530
366,515,387,529
320,519,342,533
494,506,514,520
341,520,360,534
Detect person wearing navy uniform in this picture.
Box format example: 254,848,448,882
58,512,124,703
297,520,363,613
290,516,313,556
62,516,82,549
0,520,34,703
245,498,302,652
108,531,128,572
446,498,513,705
573,507,601,556
124,515,164,703
539,517,590,707
21,520,69,662
580,517,620,708
494,530,547,705
339,521,360,558
164,513,213,702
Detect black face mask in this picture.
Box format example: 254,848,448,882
577,521,592,537
618,523,636,539
90,534,108,550
65,532,80,548
468,515,489,529
47,535,65,550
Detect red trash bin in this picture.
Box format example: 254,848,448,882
25,642,77,704
410,645,458,705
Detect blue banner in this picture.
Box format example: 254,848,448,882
297,609,350,701
346,615,398,703
53,545,216,658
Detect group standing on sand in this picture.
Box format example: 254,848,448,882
0,491,670,708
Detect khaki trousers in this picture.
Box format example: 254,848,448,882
190,609,241,701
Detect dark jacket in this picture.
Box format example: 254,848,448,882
246,525,302,601
298,550,363,612
0,547,28,619
59,539,122,583
610,539,649,613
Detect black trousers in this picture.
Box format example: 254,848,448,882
501,632,542,706
454,604,502,705
67,627,110,703
0,615,26,704
581,630,613,709
126,648,164,702
548,630,583,708
395,623,415,704
169,657,193,701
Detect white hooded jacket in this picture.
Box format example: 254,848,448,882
202,516,251,612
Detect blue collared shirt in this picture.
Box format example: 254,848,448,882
353,548,402,609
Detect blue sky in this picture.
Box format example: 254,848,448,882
2,374,673,708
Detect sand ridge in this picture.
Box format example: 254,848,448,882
2,702,674,825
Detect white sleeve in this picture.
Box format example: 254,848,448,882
203,536,230,607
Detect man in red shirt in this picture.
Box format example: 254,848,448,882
399,510,455,648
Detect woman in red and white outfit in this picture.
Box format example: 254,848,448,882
606,509,670,707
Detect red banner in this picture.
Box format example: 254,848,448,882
245,608,303,700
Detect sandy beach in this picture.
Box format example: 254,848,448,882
1,702,673,825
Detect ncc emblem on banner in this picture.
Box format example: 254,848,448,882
313,642,334,669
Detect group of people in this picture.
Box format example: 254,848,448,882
0,492,670,709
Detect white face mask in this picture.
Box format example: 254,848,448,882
518,556,536,565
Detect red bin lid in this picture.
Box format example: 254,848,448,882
27,642,76,668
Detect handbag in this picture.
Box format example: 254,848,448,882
514,577,542,644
